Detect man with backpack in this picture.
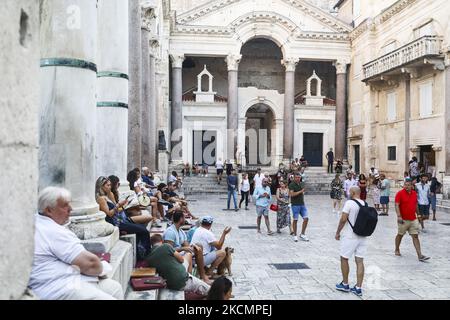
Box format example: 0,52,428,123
335,186,378,297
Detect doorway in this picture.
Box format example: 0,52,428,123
303,133,323,167
193,131,216,165
419,145,435,174
353,145,360,174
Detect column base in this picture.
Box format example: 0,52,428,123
69,211,115,240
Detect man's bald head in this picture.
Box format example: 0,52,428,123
349,186,361,199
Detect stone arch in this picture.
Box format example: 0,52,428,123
230,12,298,59
239,98,281,121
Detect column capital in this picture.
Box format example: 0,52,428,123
226,54,242,71
170,54,185,68
141,3,156,31
281,58,299,72
334,59,350,74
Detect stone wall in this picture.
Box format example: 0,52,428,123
0,0,40,300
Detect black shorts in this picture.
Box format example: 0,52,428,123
418,204,430,216
217,169,224,175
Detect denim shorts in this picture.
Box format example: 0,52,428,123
380,196,389,205
256,206,269,217
292,205,308,220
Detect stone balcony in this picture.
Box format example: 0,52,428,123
362,36,444,82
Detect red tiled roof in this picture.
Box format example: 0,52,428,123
182,88,228,103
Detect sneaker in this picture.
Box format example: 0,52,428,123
293,236,298,242
335,282,350,293
350,286,362,297
300,234,309,242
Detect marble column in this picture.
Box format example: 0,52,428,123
96,0,129,186
405,78,411,170
445,54,450,176
335,60,348,161
170,54,185,161
128,0,142,171
40,0,114,240
0,0,39,300
282,58,299,160
141,7,152,169
226,54,242,162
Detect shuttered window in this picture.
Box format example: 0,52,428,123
419,82,433,117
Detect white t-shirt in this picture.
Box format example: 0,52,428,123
216,161,224,170
28,214,98,300
168,175,177,183
341,199,367,240
190,227,217,255
253,174,263,188
241,179,250,192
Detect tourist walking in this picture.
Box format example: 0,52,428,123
335,187,370,297
415,174,430,229
253,178,274,235
379,174,391,216
344,173,357,200
370,174,381,211
276,180,291,234
226,169,239,212
330,174,344,214
358,174,367,201
326,148,334,174
253,167,263,189
289,173,309,242
394,178,430,262
216,158,224,185
430,177,441,221
225,160,233,176
239,173,250,210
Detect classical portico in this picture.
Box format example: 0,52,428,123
168,0,351,167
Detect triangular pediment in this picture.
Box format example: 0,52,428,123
176,0,352,34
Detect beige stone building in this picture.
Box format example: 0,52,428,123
336,0,450,187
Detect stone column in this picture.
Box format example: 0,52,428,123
149,49,157,171
40,0,114,240
282,58,299,161
96,0,129,186
445,54,450,176
141,7,152,169
335,60,348,161
128,0,142,171
226,54,242,162
405,78,411,170
0,0,39,300
170,54,185,162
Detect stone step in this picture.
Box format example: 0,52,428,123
108,240,133,293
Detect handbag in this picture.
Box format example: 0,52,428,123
138,193,151,207
270,203,278,211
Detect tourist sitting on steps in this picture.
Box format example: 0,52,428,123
147,234,210,296
96,176,152,260
29,187,123,300
190,216,231,278
127,168,161,221
182,163,191,177
164,182,198,220
163,211,212,284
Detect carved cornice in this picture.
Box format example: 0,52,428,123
225,54,242,71
176,0,352,34
350,0,418,41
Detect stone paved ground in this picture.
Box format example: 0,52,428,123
186,193,450,300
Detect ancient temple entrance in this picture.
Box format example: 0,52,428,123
303,133,323,167
245,104,274,166
193,130,217,165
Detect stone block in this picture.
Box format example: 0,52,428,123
120,234,137,267
81,227,120,253
109,240,133,292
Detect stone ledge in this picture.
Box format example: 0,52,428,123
109,240,133,292
81,227,119,253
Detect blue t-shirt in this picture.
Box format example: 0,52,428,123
186,226,198,243
227,175,238,191
163,224,187,248
142,175,154,186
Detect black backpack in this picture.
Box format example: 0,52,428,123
347,199,378,237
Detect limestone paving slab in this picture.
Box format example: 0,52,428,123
187,194,450,300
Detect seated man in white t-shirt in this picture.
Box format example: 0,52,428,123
334,186,368,297
190,216,231,277
28,187,123,300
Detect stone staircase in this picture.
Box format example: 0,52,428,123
302,167,335,195
182,172,229,196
